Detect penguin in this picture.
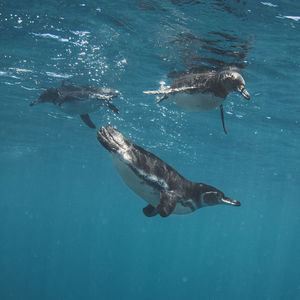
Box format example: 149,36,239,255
143,69,250,134
97,124,240,218
30,81,119,128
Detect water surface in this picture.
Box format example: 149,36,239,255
1,1,300,299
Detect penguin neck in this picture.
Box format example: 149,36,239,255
187,182,215,208
179,181,203,202
211,75,228,98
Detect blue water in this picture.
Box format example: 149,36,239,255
1,1,300,299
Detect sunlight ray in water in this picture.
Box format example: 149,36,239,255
0,1,300,300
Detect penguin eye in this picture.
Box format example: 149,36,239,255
203,191,219,205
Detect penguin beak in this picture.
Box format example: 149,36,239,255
239,86,250,100
29,98,41,106
221,197,241,206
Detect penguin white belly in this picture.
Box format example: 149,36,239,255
173,201,195,215
170,92,224,111
111,154,194,215
112,154,161,207
59,99,103,115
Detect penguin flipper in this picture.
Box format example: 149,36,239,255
156,95,168,103
157,190,180,217
145,87,200,103
220,104,228,134
143,86,197,96
143,204,158,217
61,79,72,87
105,101,119,114
60,95,78,103
80,114,96,129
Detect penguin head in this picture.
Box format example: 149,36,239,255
219,71,250,100
200,188,241,207
29,88,59,106
100,88,119,98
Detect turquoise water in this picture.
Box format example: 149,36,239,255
1,1,300,299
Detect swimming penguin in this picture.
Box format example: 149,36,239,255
97,124,240,217
30,81,119,128
143,69,250,134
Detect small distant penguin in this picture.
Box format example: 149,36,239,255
30,81,119,128
97,124,240,218
144,69,250,134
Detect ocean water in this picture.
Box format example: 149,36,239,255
1,0,300,299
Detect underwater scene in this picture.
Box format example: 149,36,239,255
1,0,300,299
